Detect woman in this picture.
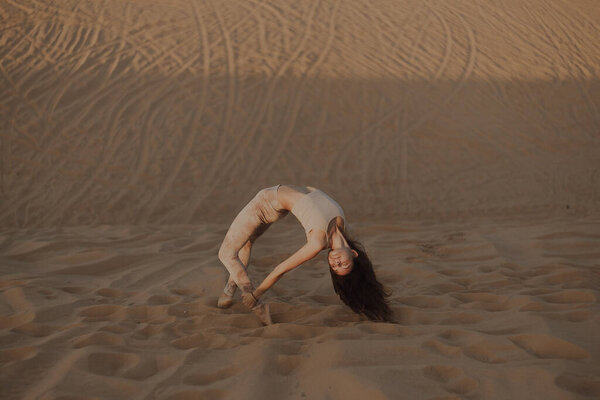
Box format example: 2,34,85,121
217,184,392,325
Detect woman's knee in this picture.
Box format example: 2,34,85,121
218,242,236,263
219,232,256,263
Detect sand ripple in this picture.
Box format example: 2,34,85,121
0,219,598,399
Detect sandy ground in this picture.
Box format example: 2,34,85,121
1,0,600,399
1,217,599,399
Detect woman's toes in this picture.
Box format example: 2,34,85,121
217,292,234,308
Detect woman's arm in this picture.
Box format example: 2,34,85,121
252,241,322,299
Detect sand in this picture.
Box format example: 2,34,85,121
1,218,599,399
1,0,599,399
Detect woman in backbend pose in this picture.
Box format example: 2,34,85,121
217,184,392,325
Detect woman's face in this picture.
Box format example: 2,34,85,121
328,248,357,276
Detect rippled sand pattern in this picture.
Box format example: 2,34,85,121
1,0,599,227
0,218,599,399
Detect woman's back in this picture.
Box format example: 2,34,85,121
277,185,345,240
276,184,312,210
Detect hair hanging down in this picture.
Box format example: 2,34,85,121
329,233,393,322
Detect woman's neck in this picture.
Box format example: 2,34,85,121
329,227,350,250
326,217,345,249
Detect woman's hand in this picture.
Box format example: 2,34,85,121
253,241,322,300
242,291,259,309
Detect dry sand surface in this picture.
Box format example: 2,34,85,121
1,218,600,399
1,0,600,399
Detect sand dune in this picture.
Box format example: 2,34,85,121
1,0,599,226
1,218,599,399
1,0,600,399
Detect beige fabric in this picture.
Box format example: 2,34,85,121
218,185,288,294
290,187,345,236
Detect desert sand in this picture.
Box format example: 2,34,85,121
1,0,599,399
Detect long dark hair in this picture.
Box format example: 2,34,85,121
329,233,393,322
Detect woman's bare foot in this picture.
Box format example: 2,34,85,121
217,292,234,308
252,302,273,325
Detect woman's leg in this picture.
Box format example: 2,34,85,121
218,189,279,283
218,240,252,308
217,186,287,324
219,218,274,308
218,210,261,295
224,239,251,293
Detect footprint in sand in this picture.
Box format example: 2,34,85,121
545,310,593,322
426,396,462,400
422,339,462,357
530,306,594,322
358,323,417,337
36,288,58,299
398,295,447,308
539,290,596,304
437,328,476,345
0,346,38,364
446,232,466,242
0,311,35,330
86,352,140,377
271,353,304,376
171,333,231,350
135,323,168,339
0,287,36,329
62,286,92,294
478,265,497,273
463,340,528,364
79,305,125,322
534,268,587,286
95,288,127,298
438,269,468,277
166,389,227,400
417,242,445,257
126,305,169,323
452,292,512,312
555,373,600,398
123,354,178,380
100,322,140,334
452,292,507,304
0,279,29,289
183,365,240,385
72,332,124,348
267,342,305,376
423,365,479,396
12,322,58,337
509,334,589,360
440,312,482,325
306,295,339,305
431,282,465,294
170,287,205,298
86,351,176,381
437,329,508,361
147,295,180,305
519,301,547,312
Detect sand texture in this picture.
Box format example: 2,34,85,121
1,0,599,226
1,0,600,399
1,218,599,399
